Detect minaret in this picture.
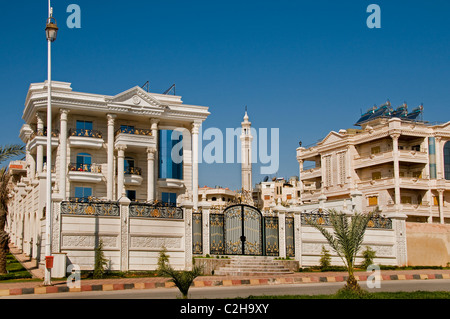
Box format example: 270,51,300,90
240,109,253,192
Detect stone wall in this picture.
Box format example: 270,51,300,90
406,222,450,267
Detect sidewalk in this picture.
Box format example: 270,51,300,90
1,247,449,297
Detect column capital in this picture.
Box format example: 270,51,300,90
150,118,160,126
107,113,117,124
59,109,70,120
390,132,401,140
192,122,201,135
434,136,442,143
116,144,127,153
147,147,157,160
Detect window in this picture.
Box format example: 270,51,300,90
444,141,450,180
412,171,422,178
264,195,271,200
74,187,92,200
433,196,439,206
372,172,381,180
159,130,183,180
75,120,93,136
162,192,177,205
126,190,136,201
368,196,378,206
76,153,92,171
76,120,93,131
371,146,381,154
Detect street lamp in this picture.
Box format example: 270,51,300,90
43,6,57,287
45,17,58,42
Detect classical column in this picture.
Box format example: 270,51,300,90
116,144,127,199
107,114,117,200
147,147,156,202
435,137,443,179
36,112,45,174
391,133,401,209
192,122,201,210
59,109,69,200
438,189,445,224
150,119,159,199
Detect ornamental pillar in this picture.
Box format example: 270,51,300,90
147,147,157,202
192,122,201,210
116,144,127,198
59,109,69,200
107,114,117,200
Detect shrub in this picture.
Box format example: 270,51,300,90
319,245,331,270
361,246,376,270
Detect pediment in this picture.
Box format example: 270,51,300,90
106,86,164,109
319,131,345,145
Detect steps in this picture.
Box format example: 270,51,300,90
214,256,293,276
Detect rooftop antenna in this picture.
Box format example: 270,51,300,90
163,84,176,95
141,81,150,92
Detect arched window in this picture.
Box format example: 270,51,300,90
76,153,92,172
444,141,450,180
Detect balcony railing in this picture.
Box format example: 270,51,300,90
124,167,142,176
30,128,60,140
69,128,103,139
115,127,152,136
68,163,102,173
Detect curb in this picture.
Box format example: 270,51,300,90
1,272,449,297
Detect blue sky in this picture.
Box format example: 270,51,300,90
1,0,449,191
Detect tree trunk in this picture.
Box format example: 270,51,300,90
0,230,10,275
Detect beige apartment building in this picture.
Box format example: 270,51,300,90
253,176,301,211
297,112,450,224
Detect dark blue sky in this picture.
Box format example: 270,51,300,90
1,1,449,190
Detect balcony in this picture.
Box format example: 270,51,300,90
28,129,59,153
68,128,104,149
300,166,322,180
358,173,430,190
124,167,143,186
68,163,103,183
354,148,428,169
114,127,155,150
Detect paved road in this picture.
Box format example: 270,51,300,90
3,279,450,299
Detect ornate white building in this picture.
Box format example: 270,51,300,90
7,81,210,272
297,106,450,224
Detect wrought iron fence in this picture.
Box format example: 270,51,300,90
264,216,279,256
301,211,392,229
129,202,183,219
61,201,120,216
209,214,224,255
285,217,295,257
192,212,203,255
124,167,142,176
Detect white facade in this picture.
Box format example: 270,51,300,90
7,81,210,272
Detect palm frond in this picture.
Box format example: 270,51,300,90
0,144,25,165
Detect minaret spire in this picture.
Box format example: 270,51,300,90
240,109,253,192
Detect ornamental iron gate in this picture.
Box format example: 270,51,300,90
207,204,280,256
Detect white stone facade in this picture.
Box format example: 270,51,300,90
7,81,209,272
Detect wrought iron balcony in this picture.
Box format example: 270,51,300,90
30,128,60,140
115,127,152,136
69,128,103,139
61,199,120,216
129,200,183,219
68,163,102,173
124,166,142,176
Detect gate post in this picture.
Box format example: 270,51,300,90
119,197,131,272
182,201,194,270
201,204,211,256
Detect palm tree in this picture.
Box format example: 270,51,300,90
0,144,25,274
305,209,374,291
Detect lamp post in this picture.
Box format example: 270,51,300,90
44,3,58,286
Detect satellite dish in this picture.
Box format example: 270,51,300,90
263,176,269,182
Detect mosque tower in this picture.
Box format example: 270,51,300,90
240,109,253,192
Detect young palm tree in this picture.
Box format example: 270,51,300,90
305,209,374,291
0,144,25,274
